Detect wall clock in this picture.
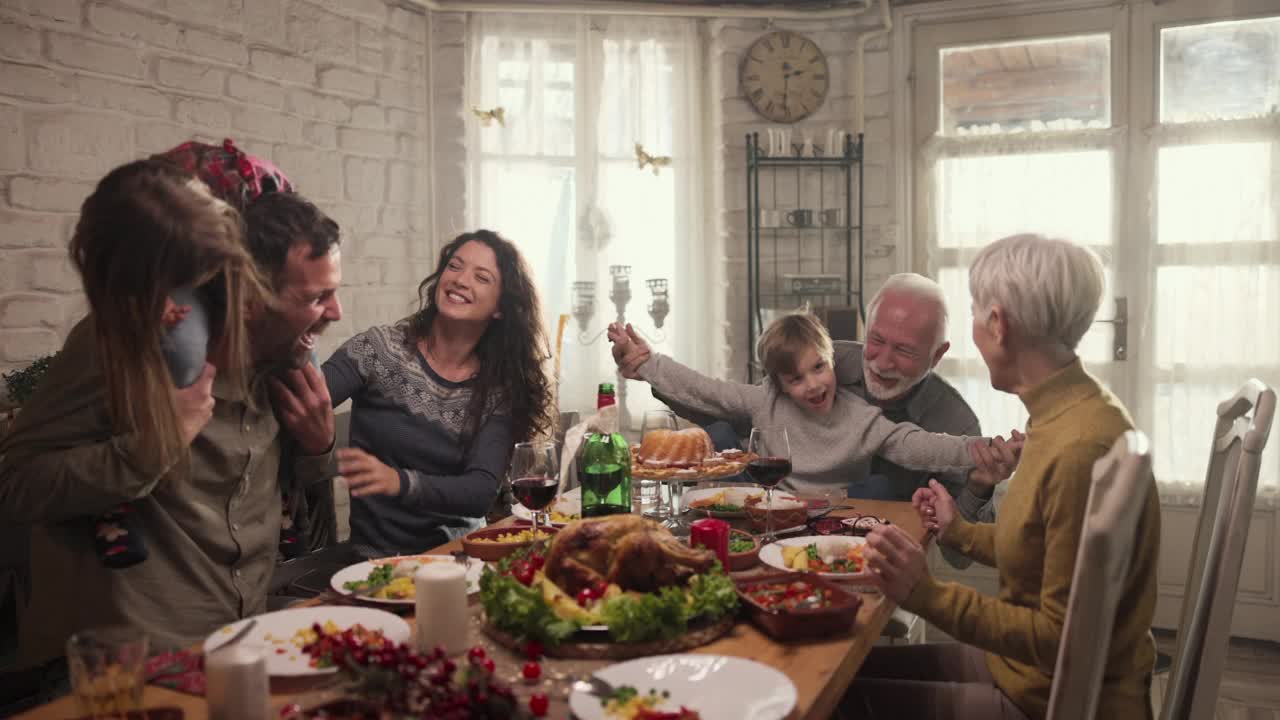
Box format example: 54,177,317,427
740,30,830,123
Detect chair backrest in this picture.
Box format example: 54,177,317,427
1160,380,1276,720
1047,431,1154,720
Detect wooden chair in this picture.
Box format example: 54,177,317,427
1046,431,1154,720
1159,380,1276,720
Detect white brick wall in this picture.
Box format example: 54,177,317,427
0,0,453,388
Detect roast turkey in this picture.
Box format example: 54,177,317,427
543,515,717,596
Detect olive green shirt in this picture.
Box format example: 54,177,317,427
0,317,333,666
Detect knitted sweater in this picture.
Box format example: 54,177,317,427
634,354,978,497
903,359,1159,720
322,322,512,556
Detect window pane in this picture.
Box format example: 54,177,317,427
1154,265,1280,367
598,37,677,158
479,37,576,156
1157,142,1275,245
935,149,1112,248
941,34,1110,135
1153,380,1279,489
1161,16,1280,123
477,160,576,332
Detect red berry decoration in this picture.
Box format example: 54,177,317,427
522,661,541,682
529,693,549,717
467,646,486,663
523,640,544,660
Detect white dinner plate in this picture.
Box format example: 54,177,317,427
512,486,581,526
203,606,411,677
759,535,871,581
568,654,797,720
330,553,484,603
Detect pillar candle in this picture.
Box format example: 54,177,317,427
205,645,268,720
415,562,470,656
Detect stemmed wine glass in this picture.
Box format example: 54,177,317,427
746,427,792,544
509,441,559,535
640,409,678,522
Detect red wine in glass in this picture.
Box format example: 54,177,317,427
747,457,792,488
512,476,558,511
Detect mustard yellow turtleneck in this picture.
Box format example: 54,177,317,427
902,358,1160,720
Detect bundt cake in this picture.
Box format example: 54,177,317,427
636,427,715,468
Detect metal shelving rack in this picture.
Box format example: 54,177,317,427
745,131,865,382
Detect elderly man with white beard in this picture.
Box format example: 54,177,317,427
838,274,1003,524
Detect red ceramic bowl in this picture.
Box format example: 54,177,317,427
727,529,760,571
461,525,558,562
734,571,862,641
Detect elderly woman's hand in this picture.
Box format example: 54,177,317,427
967,429,1024,492
864,524,930,604
338,448,401,497
607,322,651,380
912,478,956,535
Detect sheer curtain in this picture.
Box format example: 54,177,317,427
467,14,711,425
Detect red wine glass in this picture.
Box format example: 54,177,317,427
509,441,559,535
746,427,792,544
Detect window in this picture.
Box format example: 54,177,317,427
468,16,710,420
913,4,1279,496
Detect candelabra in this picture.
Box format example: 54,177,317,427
570,266,670,431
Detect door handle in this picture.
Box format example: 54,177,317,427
1093,297,1128,361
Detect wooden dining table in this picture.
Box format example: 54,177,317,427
18,498,927,720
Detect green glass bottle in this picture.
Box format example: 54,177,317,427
579,382,632,517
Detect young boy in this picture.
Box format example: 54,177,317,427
607,312,1014,498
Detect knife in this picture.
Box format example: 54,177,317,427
207,618,258,654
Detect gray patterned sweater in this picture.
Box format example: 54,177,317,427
323,322,512,556
636,353,980,498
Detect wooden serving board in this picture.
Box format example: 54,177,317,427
481,614,736,660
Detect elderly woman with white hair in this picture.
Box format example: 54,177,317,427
840,234,1161,720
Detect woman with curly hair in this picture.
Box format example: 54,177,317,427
323,230,553,556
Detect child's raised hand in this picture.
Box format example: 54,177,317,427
608,322,651,379
161,297,191,329
968,433,1021,491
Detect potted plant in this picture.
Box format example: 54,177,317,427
1,353,58,438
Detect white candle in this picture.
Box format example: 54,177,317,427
415,562,470,656
205,645,268,720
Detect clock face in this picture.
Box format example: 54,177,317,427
740,30,830,123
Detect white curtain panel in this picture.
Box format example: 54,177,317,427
467,14,711,424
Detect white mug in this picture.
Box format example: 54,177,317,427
800,131,815,158
820,208,844,227
758,208,781,228
769,128,782,157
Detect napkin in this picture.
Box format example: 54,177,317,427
146,648,206,696
557,403,619,493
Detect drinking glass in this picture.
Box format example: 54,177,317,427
746,427,792,544
640,409,678,520
66,626,149,716
509,441,559,535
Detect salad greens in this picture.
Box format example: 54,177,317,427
342,562,393,593
729,536,756,553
